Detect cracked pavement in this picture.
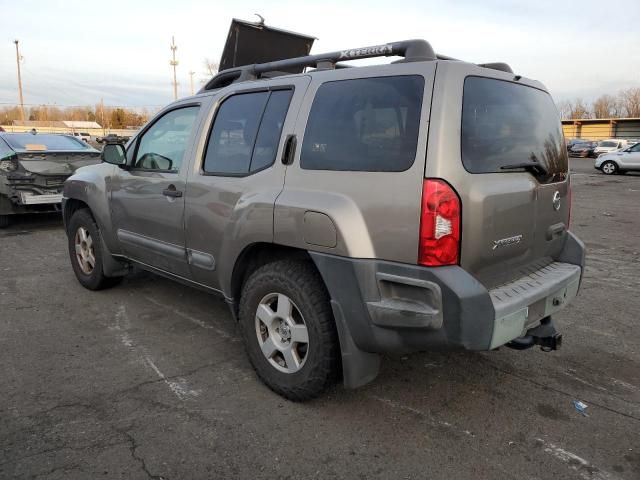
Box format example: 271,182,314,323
1,160,639,479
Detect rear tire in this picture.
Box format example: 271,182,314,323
67,208,122,290
0,215,9,229
239,259,340,401
601,161,618,175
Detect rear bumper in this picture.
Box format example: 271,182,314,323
310,231,585,386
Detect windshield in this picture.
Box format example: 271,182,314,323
599,141,618,148
3,134,91,151
461,77,567,183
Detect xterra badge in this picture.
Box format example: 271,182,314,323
493,235,523,250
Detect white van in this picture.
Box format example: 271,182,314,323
594,139,627,156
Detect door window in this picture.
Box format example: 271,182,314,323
203,89,294,175
133,106,200,172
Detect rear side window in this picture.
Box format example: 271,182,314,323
301,76,424,171
203,89,293,175
461,77,568,182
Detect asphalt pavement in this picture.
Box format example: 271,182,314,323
1,158,639,479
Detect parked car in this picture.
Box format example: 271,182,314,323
566,138,587,151
569,141,597,158
0,132,100,228
63,39,584,400
594,139,627,156
595,142,640,174
72,132,92,143
96,133,130,144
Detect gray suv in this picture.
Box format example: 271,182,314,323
63,40,585,400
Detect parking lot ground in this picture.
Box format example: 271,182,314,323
1,159,639,479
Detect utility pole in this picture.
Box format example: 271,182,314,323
100,98,106,135
14,40,25,123
188,71,196,95
169,36,178,100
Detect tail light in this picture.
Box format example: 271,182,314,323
418,179,461,266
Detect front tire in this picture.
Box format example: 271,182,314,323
67,209,122,290
0,215,9,229
239,259,340,401
601,161,618,175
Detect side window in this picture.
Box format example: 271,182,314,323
133,106,200,172
203,89,293,175
300,76,424,172
630,143,640,152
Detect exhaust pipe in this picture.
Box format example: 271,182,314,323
506,316,562,352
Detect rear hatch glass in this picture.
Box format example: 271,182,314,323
461,77,567,184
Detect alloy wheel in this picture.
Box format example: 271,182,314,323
74,226,96,274
255,293,309,373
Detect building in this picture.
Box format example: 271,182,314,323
7,120,102,131
562,117,640,141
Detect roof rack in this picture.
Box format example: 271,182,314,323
201,39,513,91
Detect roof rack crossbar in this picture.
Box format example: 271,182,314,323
202,39,436,91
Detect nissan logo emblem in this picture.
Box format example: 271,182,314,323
552,191,561,211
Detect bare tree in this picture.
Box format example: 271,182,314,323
201,58,219,83
557,100,573,119
592,94,619,119
560,98,591,119
619,88,640,118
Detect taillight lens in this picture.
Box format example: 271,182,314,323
418,179,461,266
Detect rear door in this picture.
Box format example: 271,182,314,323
183,76,311,291
428,67,570,288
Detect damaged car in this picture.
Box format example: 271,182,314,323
0,132,101,227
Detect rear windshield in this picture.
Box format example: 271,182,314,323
3,134,91,151
461,77,567,182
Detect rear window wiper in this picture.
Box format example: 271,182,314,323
500,162,548,175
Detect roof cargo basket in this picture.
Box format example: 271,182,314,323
202,39,436,91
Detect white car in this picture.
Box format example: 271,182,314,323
595,143,640,174
593,139,628,157
72,132,91,143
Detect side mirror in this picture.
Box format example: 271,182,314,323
101,143,127,167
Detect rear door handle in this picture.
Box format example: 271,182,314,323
281,134,297,165
162,185,183,198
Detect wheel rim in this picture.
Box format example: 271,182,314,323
74,226,96,275
603,162,615,174
255,293,309,374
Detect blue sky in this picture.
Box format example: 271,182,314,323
0,0,638,109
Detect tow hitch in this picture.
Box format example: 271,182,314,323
506,316,562,352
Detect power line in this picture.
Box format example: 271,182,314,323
0,102,164,108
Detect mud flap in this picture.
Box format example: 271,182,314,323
330,300,381,389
